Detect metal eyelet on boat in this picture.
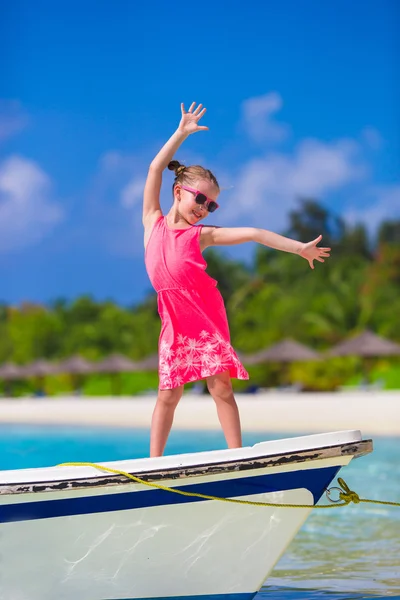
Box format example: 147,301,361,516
325,486,343,503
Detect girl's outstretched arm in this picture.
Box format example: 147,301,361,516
142,103,208,228
200,226,331,270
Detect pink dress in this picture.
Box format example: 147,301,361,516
145,216,249,389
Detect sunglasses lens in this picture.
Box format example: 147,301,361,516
195,193,207,205
208,201,218,213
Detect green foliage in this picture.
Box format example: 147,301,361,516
82,371,160,396
287,199,344,249
378,220,400,245
1,207,399,393
203,248,253,305
290,357,359,391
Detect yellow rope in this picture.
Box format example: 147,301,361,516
58,463,400,509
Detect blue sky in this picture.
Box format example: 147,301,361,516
1,0,399,306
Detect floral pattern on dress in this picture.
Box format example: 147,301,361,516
159,330,248,389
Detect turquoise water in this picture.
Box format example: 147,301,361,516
0,425,399,599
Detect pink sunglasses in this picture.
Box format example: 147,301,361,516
180,185,219,213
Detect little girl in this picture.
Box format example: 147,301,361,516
143,102,330,457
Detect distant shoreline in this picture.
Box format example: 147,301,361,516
0,391,399,436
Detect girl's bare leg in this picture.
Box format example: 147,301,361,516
150,385,184,457
207,371,242,448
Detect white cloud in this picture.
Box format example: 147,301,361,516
0,99,29,143
95,151,146,208
241,92,290,144
98,150,138,175
0,155,64,253
344,184,400,234
361,127,384,151
226,137,366,231
121,177,146,208
81,151,148,256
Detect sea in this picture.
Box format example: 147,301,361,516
0,424,399,599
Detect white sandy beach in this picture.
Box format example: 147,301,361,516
0,391,399,436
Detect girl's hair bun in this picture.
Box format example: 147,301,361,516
168,160,185,176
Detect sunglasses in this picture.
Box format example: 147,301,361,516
180,185,219,213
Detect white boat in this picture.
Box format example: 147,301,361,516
0,429,372,600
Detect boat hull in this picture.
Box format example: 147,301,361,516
0,431,372,600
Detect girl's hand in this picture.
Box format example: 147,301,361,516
178,102,209,135
299,235,331,269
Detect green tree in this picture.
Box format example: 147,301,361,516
378,220,400,245
6,303,63,363
203,248,253,305
339,223,371,259
287,199,344,248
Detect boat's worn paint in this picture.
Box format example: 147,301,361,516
0,439,372,496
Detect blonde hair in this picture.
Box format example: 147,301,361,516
168,160,219,193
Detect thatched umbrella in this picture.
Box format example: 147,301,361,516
243,338,320,387
328,330,400,357
243,338,320,365
0,362,26,396
135,354,159,371
21,360,59,396
23,359,59,377
57,355,96,394
95,353,139,395
0,362,25,379
57,356,95,374
95,354,139,373
327,330,400,384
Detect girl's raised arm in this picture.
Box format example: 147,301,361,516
142,103,208,228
